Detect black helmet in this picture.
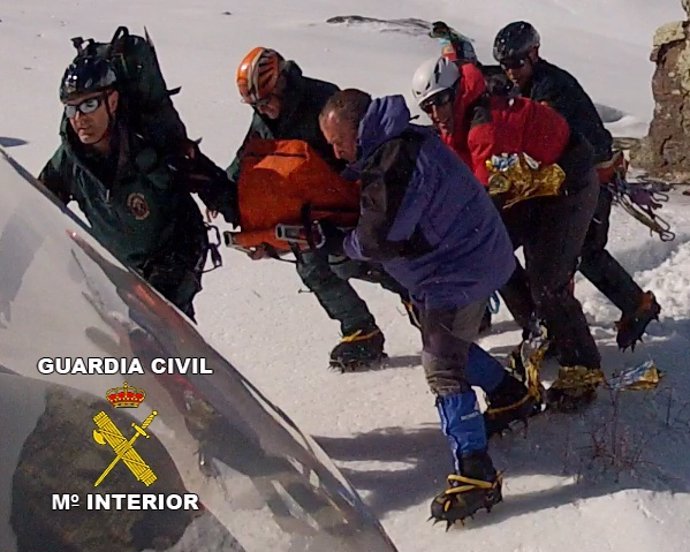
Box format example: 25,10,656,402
492,21,540,63
59,55,117,101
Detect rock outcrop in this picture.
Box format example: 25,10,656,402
632,2,690,181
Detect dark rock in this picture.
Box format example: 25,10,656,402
632,7,690,181
326,15,432,36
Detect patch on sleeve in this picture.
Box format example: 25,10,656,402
127,192,150,220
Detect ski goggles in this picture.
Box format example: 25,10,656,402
63,96,105,118
420,89,454,113
499,57,528,70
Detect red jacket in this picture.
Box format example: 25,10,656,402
441,64,571,185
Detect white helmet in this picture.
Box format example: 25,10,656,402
411,57,460,106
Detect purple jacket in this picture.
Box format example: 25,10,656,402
343,95,514,310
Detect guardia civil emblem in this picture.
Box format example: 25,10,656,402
127,192,150,220
92,381,158,487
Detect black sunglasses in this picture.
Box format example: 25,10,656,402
241,94,273,108
64,95,106,118
500,57,528,70
244,90,283,109
420,89,454,113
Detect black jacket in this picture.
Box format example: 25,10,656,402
40,122,207,271
521,59,613,164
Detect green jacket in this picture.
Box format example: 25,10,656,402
226,61,345,183
40,120,207,272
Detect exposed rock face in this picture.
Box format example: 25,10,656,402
632,3,690,181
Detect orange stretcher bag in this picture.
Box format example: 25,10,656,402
229,139,360,252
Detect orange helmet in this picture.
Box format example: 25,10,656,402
236,47,285,104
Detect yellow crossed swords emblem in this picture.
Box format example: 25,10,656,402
92,410,158,487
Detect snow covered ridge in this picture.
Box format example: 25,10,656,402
2,0,690,550
326,15,435,36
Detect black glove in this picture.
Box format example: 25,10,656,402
310,220,346,255
166,142,239,225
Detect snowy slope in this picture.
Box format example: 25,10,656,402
2,0,690,550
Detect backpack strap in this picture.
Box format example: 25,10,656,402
107,26,130,57
70,36,85,55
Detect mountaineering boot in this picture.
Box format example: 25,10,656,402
616,291,661,351
546,365,606,411
329,325,386,372
429,451,503,530
485,371,545,438
430,392,500,528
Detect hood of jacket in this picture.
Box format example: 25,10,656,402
357,95,411,160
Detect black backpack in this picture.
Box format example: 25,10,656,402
69,26,188,155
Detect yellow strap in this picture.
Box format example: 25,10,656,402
486,393,531,417
526,359,542,397
402,300,422,328
486,341,545,417
443,472,502,496
340,329,380,343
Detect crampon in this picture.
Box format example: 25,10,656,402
328,353,389,373
328,327,386,372
428,473,503,530
615,291,661,351
607,174,675,242
546,366,606,411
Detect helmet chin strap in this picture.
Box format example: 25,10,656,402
90,90,117,152
103,90,117,128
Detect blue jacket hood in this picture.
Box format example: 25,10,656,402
357,95,411,159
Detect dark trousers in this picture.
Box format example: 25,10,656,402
420,300,491,464
143,253,205,322
579,186,643,316
328,254,409,297
500,171,601,369
497,260,535,332
500,184,645,340
420,299,487,396
295,250,407,335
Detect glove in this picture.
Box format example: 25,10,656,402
310,220,346,255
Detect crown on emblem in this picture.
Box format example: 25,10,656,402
106,381,146,408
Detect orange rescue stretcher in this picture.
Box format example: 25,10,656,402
224,139,360,253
